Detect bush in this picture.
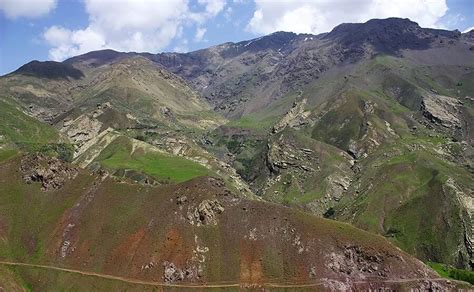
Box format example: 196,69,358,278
38,143,75,162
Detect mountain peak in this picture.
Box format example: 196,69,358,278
231,31,299,52
329,17,420,34
64,49,131,67
12,60,84,80
323,17,431,54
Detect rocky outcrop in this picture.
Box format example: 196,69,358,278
324,174,351,201
187,199,225,226
160,106,174,119
162,234,210,283
266,138,317,175
421,93,462,128
61,114,110,158
163,261,199,283
20,154,78,191
327,245,386,277
272,98,311,133
26,103,61,123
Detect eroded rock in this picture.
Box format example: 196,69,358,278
421,93,461,128
187,199,224,226
61,114,105,158
20,154,78,191
163,261,201,283
163,261,185,283
327,245,386,277
272,98,311,133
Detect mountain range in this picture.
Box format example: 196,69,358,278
0,17,473,290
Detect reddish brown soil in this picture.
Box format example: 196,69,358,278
239,240,263,284
107,227,148,274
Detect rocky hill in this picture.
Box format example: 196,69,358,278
0,17,473,289
0,154,468,290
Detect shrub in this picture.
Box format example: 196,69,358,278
38,143,75,162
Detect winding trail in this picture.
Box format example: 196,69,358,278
0,260,465,289
0,260,239,288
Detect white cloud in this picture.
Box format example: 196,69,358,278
247,0,448,35
463,26,474,33
198,0,226,17
224,6,233,21
44,0,225,61
43,26,71,47
195,27,207,41
44,26,106,61
0,0,56,19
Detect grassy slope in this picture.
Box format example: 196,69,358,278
225,91,300,132
362,57,469,266
336,135,472,266
0,266,26,291
94,136,211,183
429,262,474,285
0,166,95,262
311,93,366,151
295,55,473,267
0,99,59,150
0,149,19,163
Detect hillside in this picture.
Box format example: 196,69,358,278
0,55,249,194
0,154,467,290
0,17,473,289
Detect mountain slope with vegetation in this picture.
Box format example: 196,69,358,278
0,17,473,289
0,155,467,290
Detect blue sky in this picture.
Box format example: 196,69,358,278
0,0,473,75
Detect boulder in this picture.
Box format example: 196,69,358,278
20,154,78,191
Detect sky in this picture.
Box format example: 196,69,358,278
0,0,473,75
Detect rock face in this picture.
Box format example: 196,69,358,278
327,245,386,277
187,199,225,226
323,18,434,54
61,114,110,158
272,98,311,133
63,115,102,147
20,154,78,191
421,93,462,128
266,139,317,175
